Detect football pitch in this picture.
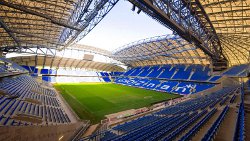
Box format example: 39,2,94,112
54,83,180,124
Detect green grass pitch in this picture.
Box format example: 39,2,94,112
54,83,180,124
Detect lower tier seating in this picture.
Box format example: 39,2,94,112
0,75,71,126
201,106,229,141
82,86,242,141
234,87,245,141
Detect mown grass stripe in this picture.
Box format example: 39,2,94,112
54,83,180,124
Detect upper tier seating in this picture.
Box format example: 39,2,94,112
129,67,143,76
237,70,248,77
109,72,124,80
99,72,111,82
190,65,211,81
123,68,135,76
100,72,109,77
138,66,151,77
147,66,163,78
21,65,38,74
223,64,249,76
208,76,222,82
172,64,192,80
102,77,111,82
158,65,176,79
112,64,226,95
120,64,224,82
110,72,123,76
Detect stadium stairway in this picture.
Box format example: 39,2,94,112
207,75,222,82
99,72,112,82
147,66,161,78
155,67,165,78
187,69,195,80
171,64,192,80
244,89,250,141
213,107,238,141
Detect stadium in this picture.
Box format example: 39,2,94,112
0,0,249,141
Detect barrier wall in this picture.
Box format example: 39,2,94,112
0,122,87,141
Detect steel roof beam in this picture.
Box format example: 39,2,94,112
60,0,119,49
10,30,63,46
0,18,20,47
42,49,48,69
128,0,226,63
194,0,225,61
0,1,81,31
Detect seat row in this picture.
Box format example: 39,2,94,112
0,81,60,107
113,115,159,132
233,88,245,141
121,64,221,82
222,64,249,76
0,75,56,97
180,108,217,141
201,106,229,141
0,57,27,73
0,75,71,126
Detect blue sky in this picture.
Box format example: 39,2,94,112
79,0,172,51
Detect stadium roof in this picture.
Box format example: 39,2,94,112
201,0,250,66
114,0,250,67
0,0,118,50
10,55,124,72
0,0,249,69
70,44,112,56
112,35,210,67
